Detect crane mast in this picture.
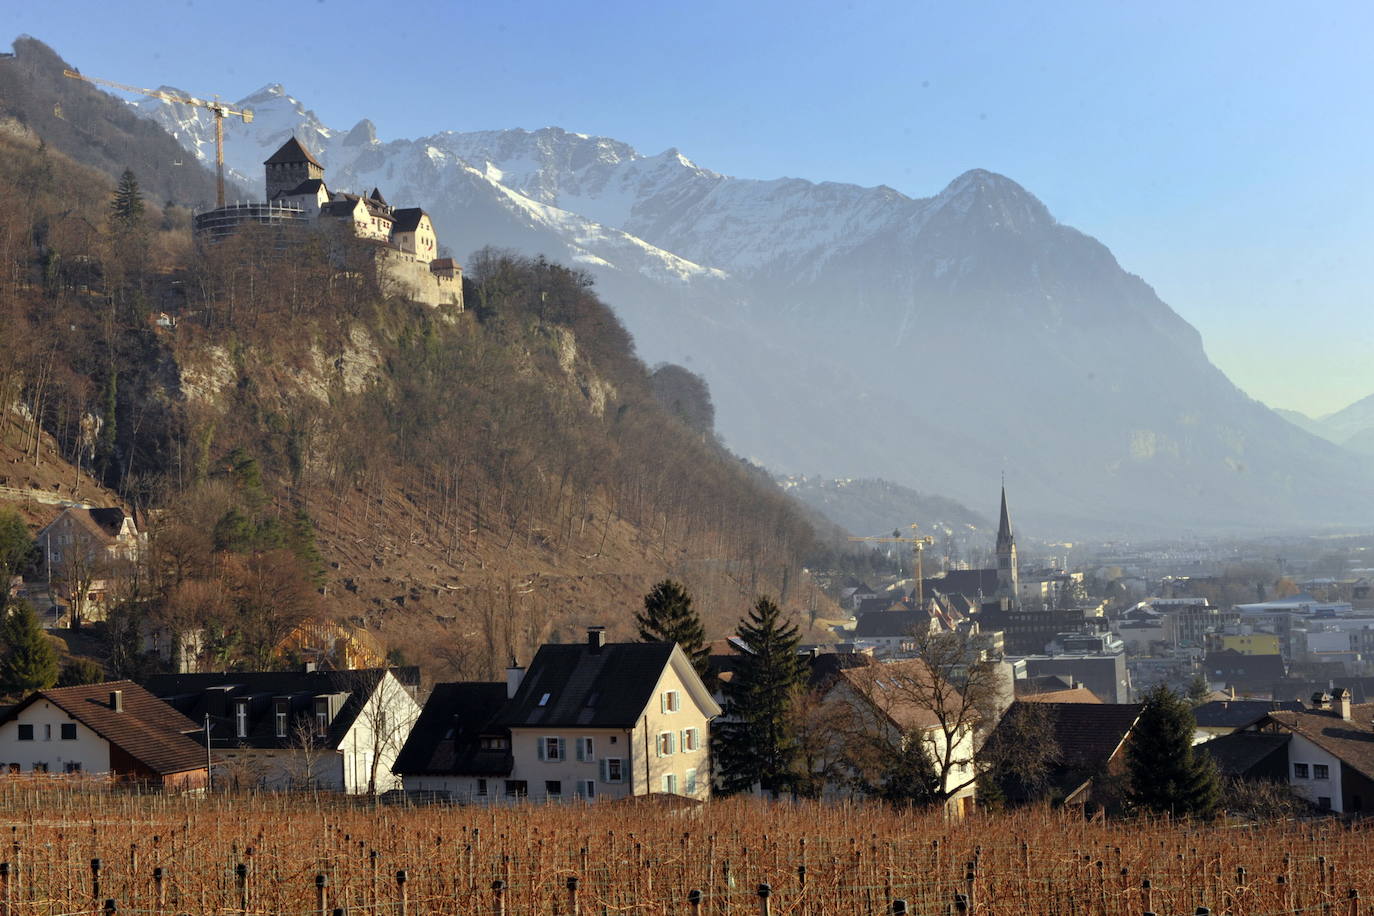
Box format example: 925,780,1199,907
63,68,254,208
848,524,936,608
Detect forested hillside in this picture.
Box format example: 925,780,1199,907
0,120,831,679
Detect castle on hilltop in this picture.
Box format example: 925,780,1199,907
192,137,462,309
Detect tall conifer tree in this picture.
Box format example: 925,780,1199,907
715,596,806,797
636,579,710,681
1126,684,1220,818
0,604,59,696
110,168,145,229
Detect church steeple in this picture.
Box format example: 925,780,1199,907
995,482,1019,601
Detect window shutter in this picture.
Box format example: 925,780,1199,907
557,738,566,760
681,729,689,751
537,738,547,762
660,692,666,714
600,758,609,782
668,732,676,754
576,739,585,762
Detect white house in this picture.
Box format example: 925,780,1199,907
1260,689,1374,814
142,668,421,794
0,681,206,789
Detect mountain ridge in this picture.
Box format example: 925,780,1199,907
119,72,1374,533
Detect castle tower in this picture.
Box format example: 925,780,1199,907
995,484,1019,601
263,136,325,201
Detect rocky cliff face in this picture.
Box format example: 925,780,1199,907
132,84,1374,532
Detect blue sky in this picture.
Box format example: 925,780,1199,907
10,0,1374,416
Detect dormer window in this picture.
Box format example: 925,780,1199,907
274,702,288,739
538,693,551,707
314,699,330,738
235,701,249,739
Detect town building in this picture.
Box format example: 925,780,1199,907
1258,689,1374,814
984,701,1142,809
0,681,206,789
142,668,421,794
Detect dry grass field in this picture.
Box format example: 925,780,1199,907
0,781,1369,915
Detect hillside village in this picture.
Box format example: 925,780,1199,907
5,477,1374,818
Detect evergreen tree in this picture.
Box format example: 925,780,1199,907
0,510,35,615
872,738,942,808
636,579,710,681
1126,684,1220,818
0,604,59,696
110,168,145,229
714,596,806,797
285,508,326,587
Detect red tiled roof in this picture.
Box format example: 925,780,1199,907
1,681,204,775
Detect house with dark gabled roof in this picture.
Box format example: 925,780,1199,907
985,701,1142,808
0,681,206,789
142,668,420,794
34,506,142,625
1257,689,1374,814
494,627,721,803
1192,699,1304,744
392,682,512,802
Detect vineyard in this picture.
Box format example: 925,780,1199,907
0,781,1369,915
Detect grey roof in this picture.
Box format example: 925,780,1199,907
319,199,360,218
853,610,929,639
1193,699,1304,729
273,178,326,199
264,137,323,168
1198,732,1290,778
392,683,511,777
1204,651,1286,690
924,569,1000,598
391,207,427,232
498,642,677,728
141,668,418,751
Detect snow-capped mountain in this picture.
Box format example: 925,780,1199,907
133,84,1374,532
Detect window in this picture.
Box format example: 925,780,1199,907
538,693,551,707
1314,764,1330,780
504,780,528,798
476,778,488,797
602,757,624,783
681,728,699,752
275,706,288,739
235,703,249,739
64,762,81,774
1294,763,1309,779
315,700,329,738
16,725,32,741
578,779,596,799
1318,796,1332,810
662,691,681,713
44,724,52,741
60,724,76,741
539,737,565,761
479,736,509,750
545,780,562,799
657,732,676,756
576,737,595,761
662,773,678,794
685,768,698,795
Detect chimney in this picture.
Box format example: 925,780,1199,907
505,658,525,700
587,626,607,654
1333,687,1352,721
109,689,123,713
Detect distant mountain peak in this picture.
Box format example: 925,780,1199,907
928,167,1053,229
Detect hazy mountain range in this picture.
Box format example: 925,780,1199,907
124,79,1374,533
1278,399,1374,458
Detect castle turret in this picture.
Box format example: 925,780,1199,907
264,136,325,202
995,484,1019,601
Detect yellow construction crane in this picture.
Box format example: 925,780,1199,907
849,524,937,607
63,68,253,208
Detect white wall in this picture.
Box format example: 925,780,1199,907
0,701,111,775
1286,732,1344,813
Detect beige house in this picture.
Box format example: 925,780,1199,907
401,628,720,803
818,658,978,817
35,507,141,624
390,208,437,263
